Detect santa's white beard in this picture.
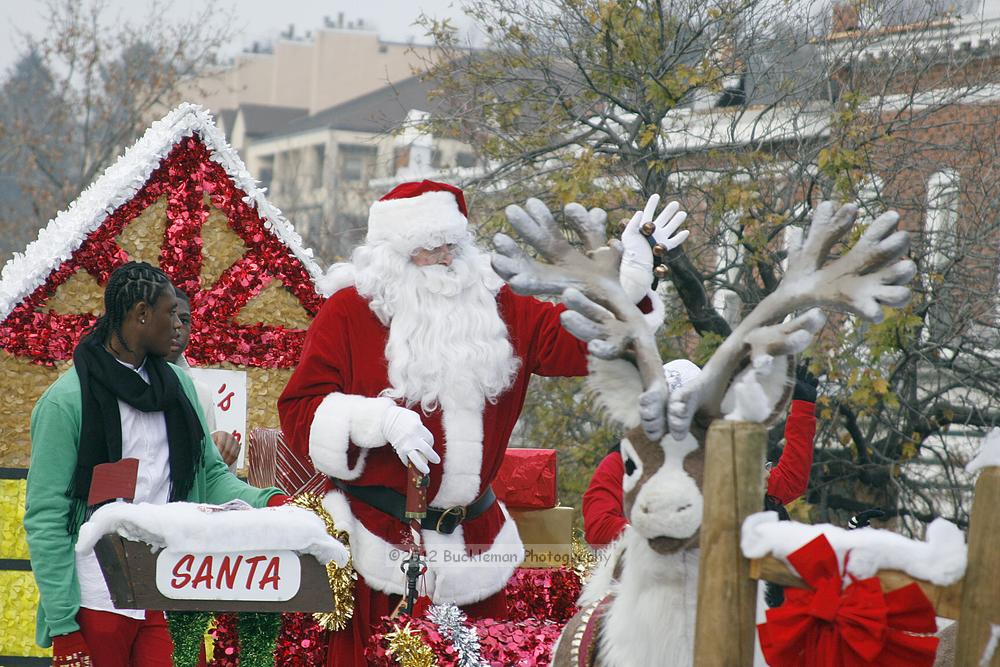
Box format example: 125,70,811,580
353,241,520,412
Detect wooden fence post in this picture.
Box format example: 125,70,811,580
955,466,1000,667
694,421,766,667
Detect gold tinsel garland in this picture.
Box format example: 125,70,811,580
235,280,314,330
200,197,248,287
385,622,437,667
0,351,68,468
46,269,105,316
116,195,168,266
289,492,357,631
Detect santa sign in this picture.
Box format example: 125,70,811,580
156,548,301,602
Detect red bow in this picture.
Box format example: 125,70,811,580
757,534,940,667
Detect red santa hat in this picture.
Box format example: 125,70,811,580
366,180,469,250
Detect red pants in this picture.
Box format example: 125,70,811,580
76,609,209,667
76,609,173,667
326,576,508,666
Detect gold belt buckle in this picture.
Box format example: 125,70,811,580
435,505,467,532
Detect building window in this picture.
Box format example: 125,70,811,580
338,144,377,183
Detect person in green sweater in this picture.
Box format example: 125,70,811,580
24,262,286,667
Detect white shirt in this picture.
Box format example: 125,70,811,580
76,358,172,619
174,355,217,431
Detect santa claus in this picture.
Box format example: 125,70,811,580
277,180,686,665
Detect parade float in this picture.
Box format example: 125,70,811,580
2,102,996,667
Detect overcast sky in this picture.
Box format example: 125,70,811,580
0,0,476,74
3,0,1000,75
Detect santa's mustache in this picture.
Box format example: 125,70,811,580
404,258,477,297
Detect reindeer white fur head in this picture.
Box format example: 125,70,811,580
589,354,794,553
622,430,703,552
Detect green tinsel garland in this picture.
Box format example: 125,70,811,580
167,611,213,667
237,612,283,667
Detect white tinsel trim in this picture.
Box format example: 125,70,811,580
0,102,323,323
427,604,488,667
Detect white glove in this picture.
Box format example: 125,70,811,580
619,194,689,302
380,406,441,474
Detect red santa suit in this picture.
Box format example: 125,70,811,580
278,181,669,665
280,282,589,594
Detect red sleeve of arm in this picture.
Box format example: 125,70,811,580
278,294,349,463
766,399,816,505
511,290,589,377
583,451,628,547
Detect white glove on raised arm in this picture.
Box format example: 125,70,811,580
619,194,689,303
380,406,441,474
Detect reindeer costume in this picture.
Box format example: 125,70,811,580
488,198,915,667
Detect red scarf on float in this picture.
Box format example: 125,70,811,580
757,534,940,667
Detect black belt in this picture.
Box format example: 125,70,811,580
332,480,496,535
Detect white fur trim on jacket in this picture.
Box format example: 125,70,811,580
367,190,467,249
432,396,487,507
322,489,523,605
316,262,356,298
309,393,395,481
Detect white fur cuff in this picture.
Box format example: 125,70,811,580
309,393,395,480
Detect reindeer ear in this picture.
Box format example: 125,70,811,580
586,357,645,429
720,354,794,424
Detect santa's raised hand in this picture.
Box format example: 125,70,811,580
619,194,689,302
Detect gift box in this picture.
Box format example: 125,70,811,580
509,506,574,568
493,448,558,510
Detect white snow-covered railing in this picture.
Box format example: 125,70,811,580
741,514,967,618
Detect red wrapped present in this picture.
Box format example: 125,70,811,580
493,448,558,510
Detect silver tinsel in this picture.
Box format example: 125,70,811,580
427,604,488,667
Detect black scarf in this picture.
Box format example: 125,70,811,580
71,334,204,504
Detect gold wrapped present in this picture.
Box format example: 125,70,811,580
509,506,574,569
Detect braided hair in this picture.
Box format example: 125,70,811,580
87,261,173,353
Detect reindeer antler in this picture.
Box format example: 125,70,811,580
667,202,916,439
493,199,671,439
